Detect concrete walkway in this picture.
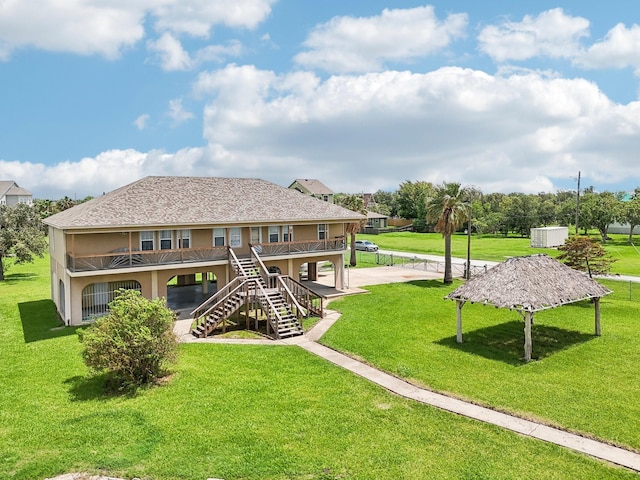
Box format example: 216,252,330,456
176,264,640,472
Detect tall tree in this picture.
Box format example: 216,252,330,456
579,191,622,242
426,182,470,284
397,180,433,231
623,189,640,243
0,204,48,281
336,194,367,266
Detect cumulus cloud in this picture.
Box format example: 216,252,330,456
191,64,639,194
0,0,145,59
577,23,640,74
0,0,273,61
151,0,277,37
478,8,590,62
294,6,467,73
147,33,243,71
133,114,151,131
167,99,195,125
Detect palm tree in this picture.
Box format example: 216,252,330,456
426,182,470,284
337,194,367,266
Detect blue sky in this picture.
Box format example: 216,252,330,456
1,0,639,199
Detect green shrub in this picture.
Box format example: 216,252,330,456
81,289,178,389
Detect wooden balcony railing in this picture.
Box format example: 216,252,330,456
252,237,346,256
66,246,229,272
65,238,346,273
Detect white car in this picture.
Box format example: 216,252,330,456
354,240,379,252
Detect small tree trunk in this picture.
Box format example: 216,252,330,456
350,232,357,267
444,234,453,284
629,226,636,243
0,253,4,281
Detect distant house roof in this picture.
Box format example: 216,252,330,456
446,254,611,312
43,176,365,230
0,181,32,198
289,179,334,195
367,211,388,220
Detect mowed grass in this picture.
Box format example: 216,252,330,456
1,258,638,479
322,278,640,452
358,231,640,275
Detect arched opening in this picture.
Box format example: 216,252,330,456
81,280,142,322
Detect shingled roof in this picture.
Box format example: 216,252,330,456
446,254,611,312
43,176,365,230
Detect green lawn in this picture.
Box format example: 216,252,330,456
1,257,637,479
322,278,640,452
357,231,640,275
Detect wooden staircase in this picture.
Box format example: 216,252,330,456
191,248,308,339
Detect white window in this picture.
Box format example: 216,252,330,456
268,226,280,243
141,231,154,251
282,225,293,242
159,230,173,250
318,224,327,240
213,228,225,247
179,229,190,248
229,227,241,247
250,226,262,245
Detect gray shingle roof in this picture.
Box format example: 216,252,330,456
0,181,31,198
446,254,611,312
290,179,334,195
43,176,365,230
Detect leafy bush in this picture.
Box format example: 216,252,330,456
81,289,178,389
557,235,616,277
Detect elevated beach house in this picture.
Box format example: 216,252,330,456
43,176,364,328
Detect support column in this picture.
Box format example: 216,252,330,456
594,297,601,336
308,262,317,281
202,272,208,294
151,270,158,299
456,300,464,343
335,259,344,290
524,311,533,362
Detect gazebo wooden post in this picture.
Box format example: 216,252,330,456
524,311,533,362
594,297,601,336
456,300,464,343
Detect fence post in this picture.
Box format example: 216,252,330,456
390,254,394,266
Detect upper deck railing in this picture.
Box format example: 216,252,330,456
66,237,347,272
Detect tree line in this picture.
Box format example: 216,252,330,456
352,182,640,243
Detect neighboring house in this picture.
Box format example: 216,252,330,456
288,179,334,204
43,176,365,326
0,181,33,206
366,211,389,229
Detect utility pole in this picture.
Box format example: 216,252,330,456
575,171,581,235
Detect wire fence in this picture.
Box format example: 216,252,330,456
362,251,490,277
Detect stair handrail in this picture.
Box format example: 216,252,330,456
228,247,251,277
275,275,307,319
250,245,279,287
190,276,245,319
253,278,287,338
278,275,324,318
194,279,252,324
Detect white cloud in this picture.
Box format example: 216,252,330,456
577,23,640,74
7,65,640,199
134,114,151,131
0,1,145,59
151,0,277,37
478,8,590,62
294,6,467,73
147,34,243,71
147,33,192,71
0,0,273,61
167,99,195,125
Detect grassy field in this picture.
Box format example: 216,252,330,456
322,278,640,452
357,231,640,275
2,258,638,478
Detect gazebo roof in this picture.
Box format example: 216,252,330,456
446,254,611,312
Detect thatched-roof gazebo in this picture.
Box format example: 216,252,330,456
445,254,611,361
